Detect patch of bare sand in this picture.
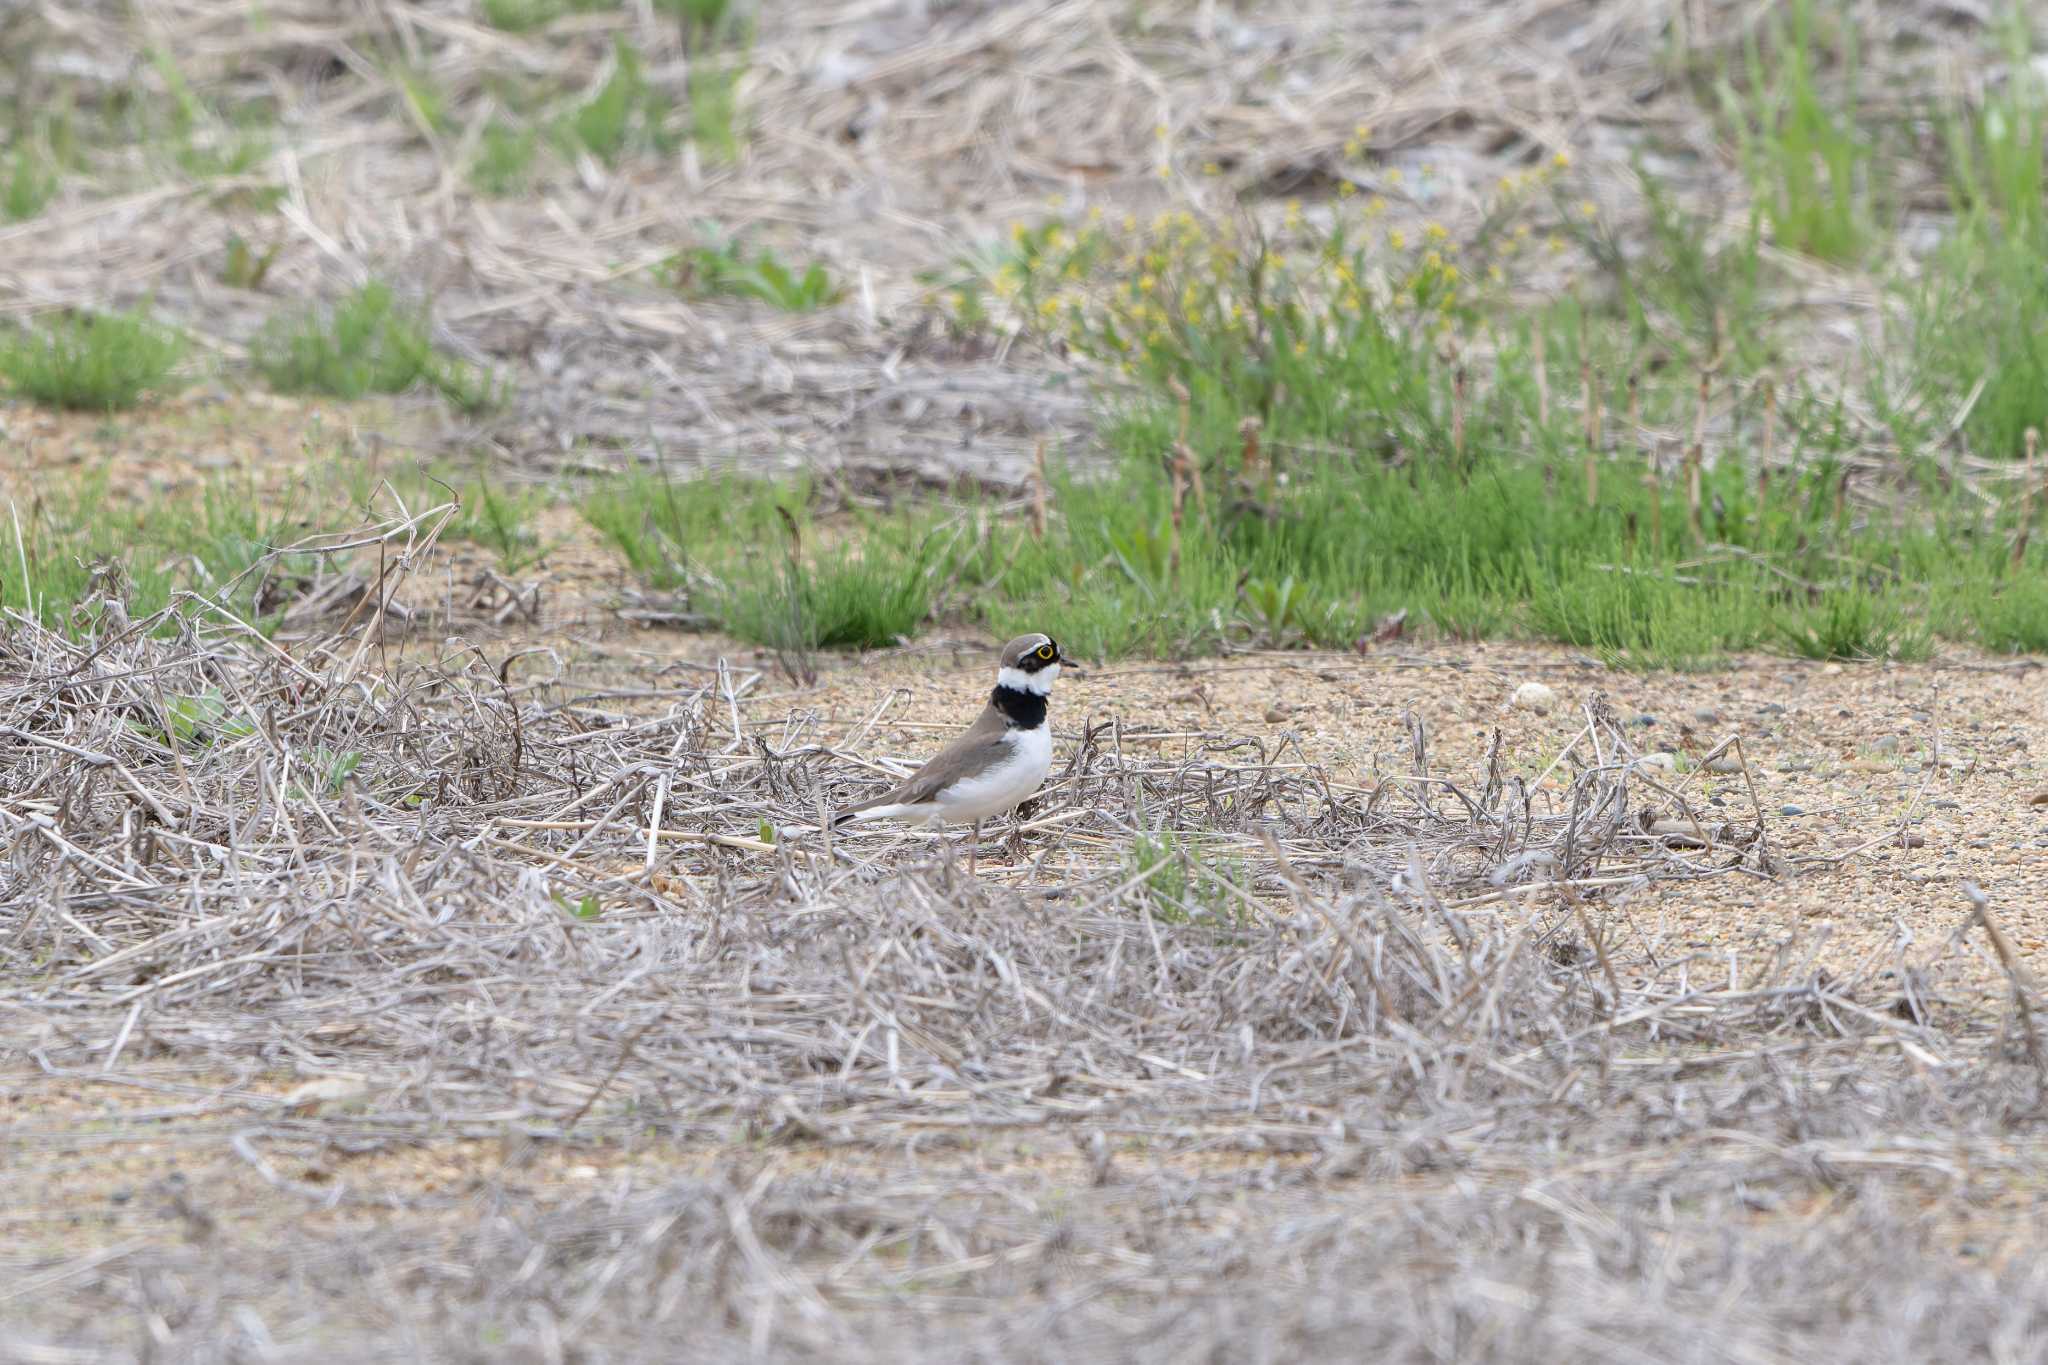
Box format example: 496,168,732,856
697,638,2048,982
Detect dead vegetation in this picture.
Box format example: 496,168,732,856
4,559,2048,1357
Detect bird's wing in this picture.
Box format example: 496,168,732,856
835,704,1011,818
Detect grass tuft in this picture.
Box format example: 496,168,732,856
253,283,500,413
0,309,186,412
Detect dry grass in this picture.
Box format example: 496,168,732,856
5,540,2048,1356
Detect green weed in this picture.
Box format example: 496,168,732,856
670,237,841,311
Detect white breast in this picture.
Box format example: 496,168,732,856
930,724,1053,822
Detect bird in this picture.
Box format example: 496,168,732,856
832,633,1064,872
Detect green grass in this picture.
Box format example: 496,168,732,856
577,154,2048,666
1123,828,1252,926
584,470,945,656
1719,0,1880,263
479,0,612,31
447,474,556,573
3,145,56,220
2,476,298,629
252,283,500,413
1903,7,2048,462
0,309,186,412
471,120,539,196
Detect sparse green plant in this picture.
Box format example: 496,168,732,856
0,309,186,411
452,475,556,572
568,40,676,164
670,237,841,311
253,283,501,413
3,145,56,220
471,120,539,196
219,234,280,290
1124,828,1251,926
481,0,610,30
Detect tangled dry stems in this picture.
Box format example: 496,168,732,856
3,574,2045,1358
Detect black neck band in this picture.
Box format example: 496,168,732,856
990,683,1046,729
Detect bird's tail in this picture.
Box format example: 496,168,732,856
829,796,890,829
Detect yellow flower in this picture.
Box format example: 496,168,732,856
1343,138,1362,158
1156,164,1172,180
1138,274,1157,293
1547,233,1566,253
1487,263,1504,283
1154,123,1170,140
1385,167,1403,185
1203,160,1222,176
1011,222,1030,243
1497,175,1515,194
1039,296,1060,317
1423,249,1442,270
1553,150,1571,169
1513,223,1532,239
1421,164,1435,177
1045,225,1066,249
1121,213,1138,233
1087,205,1105,223
1293,339,1308,356
1338,181,1357,198
1047,193,1065,209
1366,195,1387,216
1389,229,1406,250
1150,212,1171,233
1356,122,1372,139
1424,221,1448,243
1580,199,1597,219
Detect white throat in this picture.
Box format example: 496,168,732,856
997,663,1057,696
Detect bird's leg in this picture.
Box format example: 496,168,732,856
1007,810,1025,861
968,819,981,876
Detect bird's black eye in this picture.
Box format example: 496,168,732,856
1037,644,1055,661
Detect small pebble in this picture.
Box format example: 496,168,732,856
1871,736,1901,754
1693,707,1722,725
1780,804,1804,816
1639,752,1679,774
1263,705,1288,724
1512,682,1557,714
1705,755,1741,774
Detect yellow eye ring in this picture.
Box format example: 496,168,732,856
1037,644,1055,660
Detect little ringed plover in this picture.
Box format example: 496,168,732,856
832,633,1064,870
